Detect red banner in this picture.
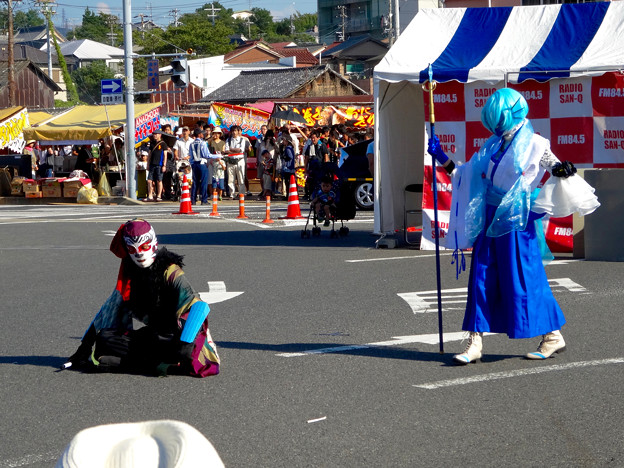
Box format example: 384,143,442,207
421,71,624,251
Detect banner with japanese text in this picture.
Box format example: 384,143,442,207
0,108,30,153
135,107,161,144
420,71,624,252
209,102,270,139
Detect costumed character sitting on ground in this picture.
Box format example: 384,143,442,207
63,219,220,377
427,88,600,365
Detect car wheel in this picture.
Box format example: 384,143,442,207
354,182,374,210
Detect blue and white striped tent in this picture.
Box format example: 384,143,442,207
372,3,624,235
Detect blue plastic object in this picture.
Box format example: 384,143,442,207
427,135,449,165
180,301,210,343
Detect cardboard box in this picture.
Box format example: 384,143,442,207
10,176,25,195
63,179,83,198
22,179,41,193
25,191,43,198
41,178,63,198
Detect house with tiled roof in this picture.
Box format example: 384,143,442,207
271,47,319,67
224,40,283,64
14,25,67,49
195,65,367,105
0,60,61,108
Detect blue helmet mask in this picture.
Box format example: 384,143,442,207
481,88,529,136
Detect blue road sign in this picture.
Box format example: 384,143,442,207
101,79,124,95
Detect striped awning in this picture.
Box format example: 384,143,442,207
375,2,624,84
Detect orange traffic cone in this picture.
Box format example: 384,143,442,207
279,174,305,219
172,174,198,215
262,196,274,224
209,191,220,217
237,193,248,219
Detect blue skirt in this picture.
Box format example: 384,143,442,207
462,205,566,339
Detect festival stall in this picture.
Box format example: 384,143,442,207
373,2,624,251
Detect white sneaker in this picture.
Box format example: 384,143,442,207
526,330,566,360
453,332,483,365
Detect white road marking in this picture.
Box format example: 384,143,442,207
276,331,495,358
398,278,588,314
414,357,624,390
102,230,118,236
346,252,454,263
307,416,327,423
0,450,59,467
198,281,244,304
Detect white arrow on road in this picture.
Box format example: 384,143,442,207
398,278,588,314
276,332,496,357
199,281,244,304
102,80,122,93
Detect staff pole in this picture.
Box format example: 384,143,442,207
422,64,444,354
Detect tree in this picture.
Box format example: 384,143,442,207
251,8,274,36
14,9,45,30
44,9,80,104
0,8,45,32
73,8,122,45
71,61,116,104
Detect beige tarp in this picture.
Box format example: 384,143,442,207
23,103,162,142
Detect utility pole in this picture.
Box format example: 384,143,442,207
105,15,117,46
136,13,147,39
169,8,181,27
204,3,221,26
336,5,347,42
5,0,20,106
36,1,57,78
122,0,137,199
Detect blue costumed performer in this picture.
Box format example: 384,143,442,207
427,88,600,365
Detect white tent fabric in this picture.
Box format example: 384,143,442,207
372,2,624,235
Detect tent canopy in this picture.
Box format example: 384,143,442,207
375,2,624,85
372,2,624,235
23,103,161,143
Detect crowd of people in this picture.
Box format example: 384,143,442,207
135,120,374,204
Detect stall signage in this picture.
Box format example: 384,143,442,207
290,105,374,128
0,108,30,153
208,102,270,138
135,108,161,142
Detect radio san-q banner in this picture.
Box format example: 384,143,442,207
420,71,624,252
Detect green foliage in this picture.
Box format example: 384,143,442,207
0,7,45,32
45,11,80,104
54,99,76,108
14,9,45,30
73,7,122,45
71,61,116,104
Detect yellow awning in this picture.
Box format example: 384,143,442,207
0,106,23,122
22,103,162,142
27,111,54,127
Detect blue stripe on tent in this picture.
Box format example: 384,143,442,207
518,2,610,82
420,7,513,83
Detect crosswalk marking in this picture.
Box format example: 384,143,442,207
398,278,588,314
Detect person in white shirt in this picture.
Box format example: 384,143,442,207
224,125,249,199
173,127,193,171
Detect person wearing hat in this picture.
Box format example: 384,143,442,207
145,130,169,201
63,219,220,377
208,127,226,200
427,88,600,364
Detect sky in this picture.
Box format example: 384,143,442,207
21,0,318,30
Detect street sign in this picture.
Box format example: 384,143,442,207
147,59,159,90
101,94,124,105
101,78,123,94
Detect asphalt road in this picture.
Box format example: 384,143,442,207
0,202,622,467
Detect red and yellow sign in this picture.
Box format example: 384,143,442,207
289,105,374,128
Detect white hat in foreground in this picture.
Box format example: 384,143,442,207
55,420,224,468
